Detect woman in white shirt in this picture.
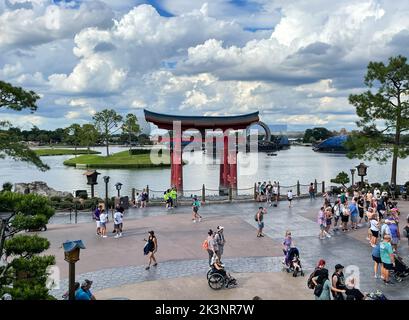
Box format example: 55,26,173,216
369,214,380,247
99,210,108,238
287,190,293,208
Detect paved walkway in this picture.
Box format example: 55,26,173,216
44,198,409,300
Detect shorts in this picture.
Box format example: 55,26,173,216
288,198,292,202
351,215,358,223
391,238,399,246
383,263,394,271
96,221,101,228
193,206,199,213
341,215,349,223
320,224,326,230
359,210,364,218
258,222,264,229
100,222,106,228
371,230,379,238
114,223,122,230
326,219,332,226
372,255,382,264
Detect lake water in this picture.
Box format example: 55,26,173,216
1,145,408,198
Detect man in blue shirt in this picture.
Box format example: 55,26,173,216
75,279,96,300
93,205,102,236
349,199,359,230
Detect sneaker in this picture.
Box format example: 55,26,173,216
114,234,119,238
103,235,107,238
119,233,122,237
260,234,265,237
199,218,202,222
145,266,150,270
326,234,331,238
374,274,379,279
380,275,385,280
193,220,196,223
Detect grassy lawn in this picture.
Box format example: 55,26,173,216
63,150,171,169
35,149,101,156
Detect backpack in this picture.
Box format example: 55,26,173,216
314,283,324,297
307,270,317,289
202,239,209,250
254,213,259,222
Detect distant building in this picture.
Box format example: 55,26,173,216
313,135,348,153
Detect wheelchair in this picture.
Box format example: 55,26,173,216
207,268,237,290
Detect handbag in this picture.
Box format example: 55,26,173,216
314,283,324,297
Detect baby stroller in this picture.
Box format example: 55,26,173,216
283,247,304,277
392,254,409,282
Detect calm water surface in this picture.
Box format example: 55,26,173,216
1,146,408,197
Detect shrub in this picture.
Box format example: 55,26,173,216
129,149,151,155
50,196,62,202
371,183,382,189
2,182,13,192
58,201,73,210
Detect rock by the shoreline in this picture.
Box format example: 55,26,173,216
14,181,72,198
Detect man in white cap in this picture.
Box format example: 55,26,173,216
215,226,226,263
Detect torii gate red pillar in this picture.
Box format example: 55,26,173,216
170,122,183,196
219,130,237,195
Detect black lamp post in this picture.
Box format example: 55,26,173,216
115,182,123,198
356,162,368,187
103,176,110,212
63,240,85,300
0,211,14,260
350,168,356,187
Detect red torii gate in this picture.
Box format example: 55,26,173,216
144,109,260,196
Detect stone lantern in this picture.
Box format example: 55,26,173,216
83,170,100,198
356,162,368,186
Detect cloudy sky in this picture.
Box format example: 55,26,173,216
1,0,408,131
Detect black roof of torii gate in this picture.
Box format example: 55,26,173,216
144,109,259,130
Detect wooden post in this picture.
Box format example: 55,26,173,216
297,180,300,197
202,184,205,203
277,181,280,200
146,185,149,203
68,262,75,300
229,186,233,202
132,188,136,203
314,179,317,195
254,183,257,200
322,181,325,194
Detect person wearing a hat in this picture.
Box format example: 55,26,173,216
215,226,226,263
75,279,96,300
331,264,346,300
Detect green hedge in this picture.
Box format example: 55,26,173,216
128,149,151,155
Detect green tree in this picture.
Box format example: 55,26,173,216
0,192,55,299
347,55,409,185
79,124,100,153
93,109,123,156
330,171,350,188
0,80,39,111
122,113,140,149
303,127,333,143
0,81,48,171
63,124,82,156
2,182,13,192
